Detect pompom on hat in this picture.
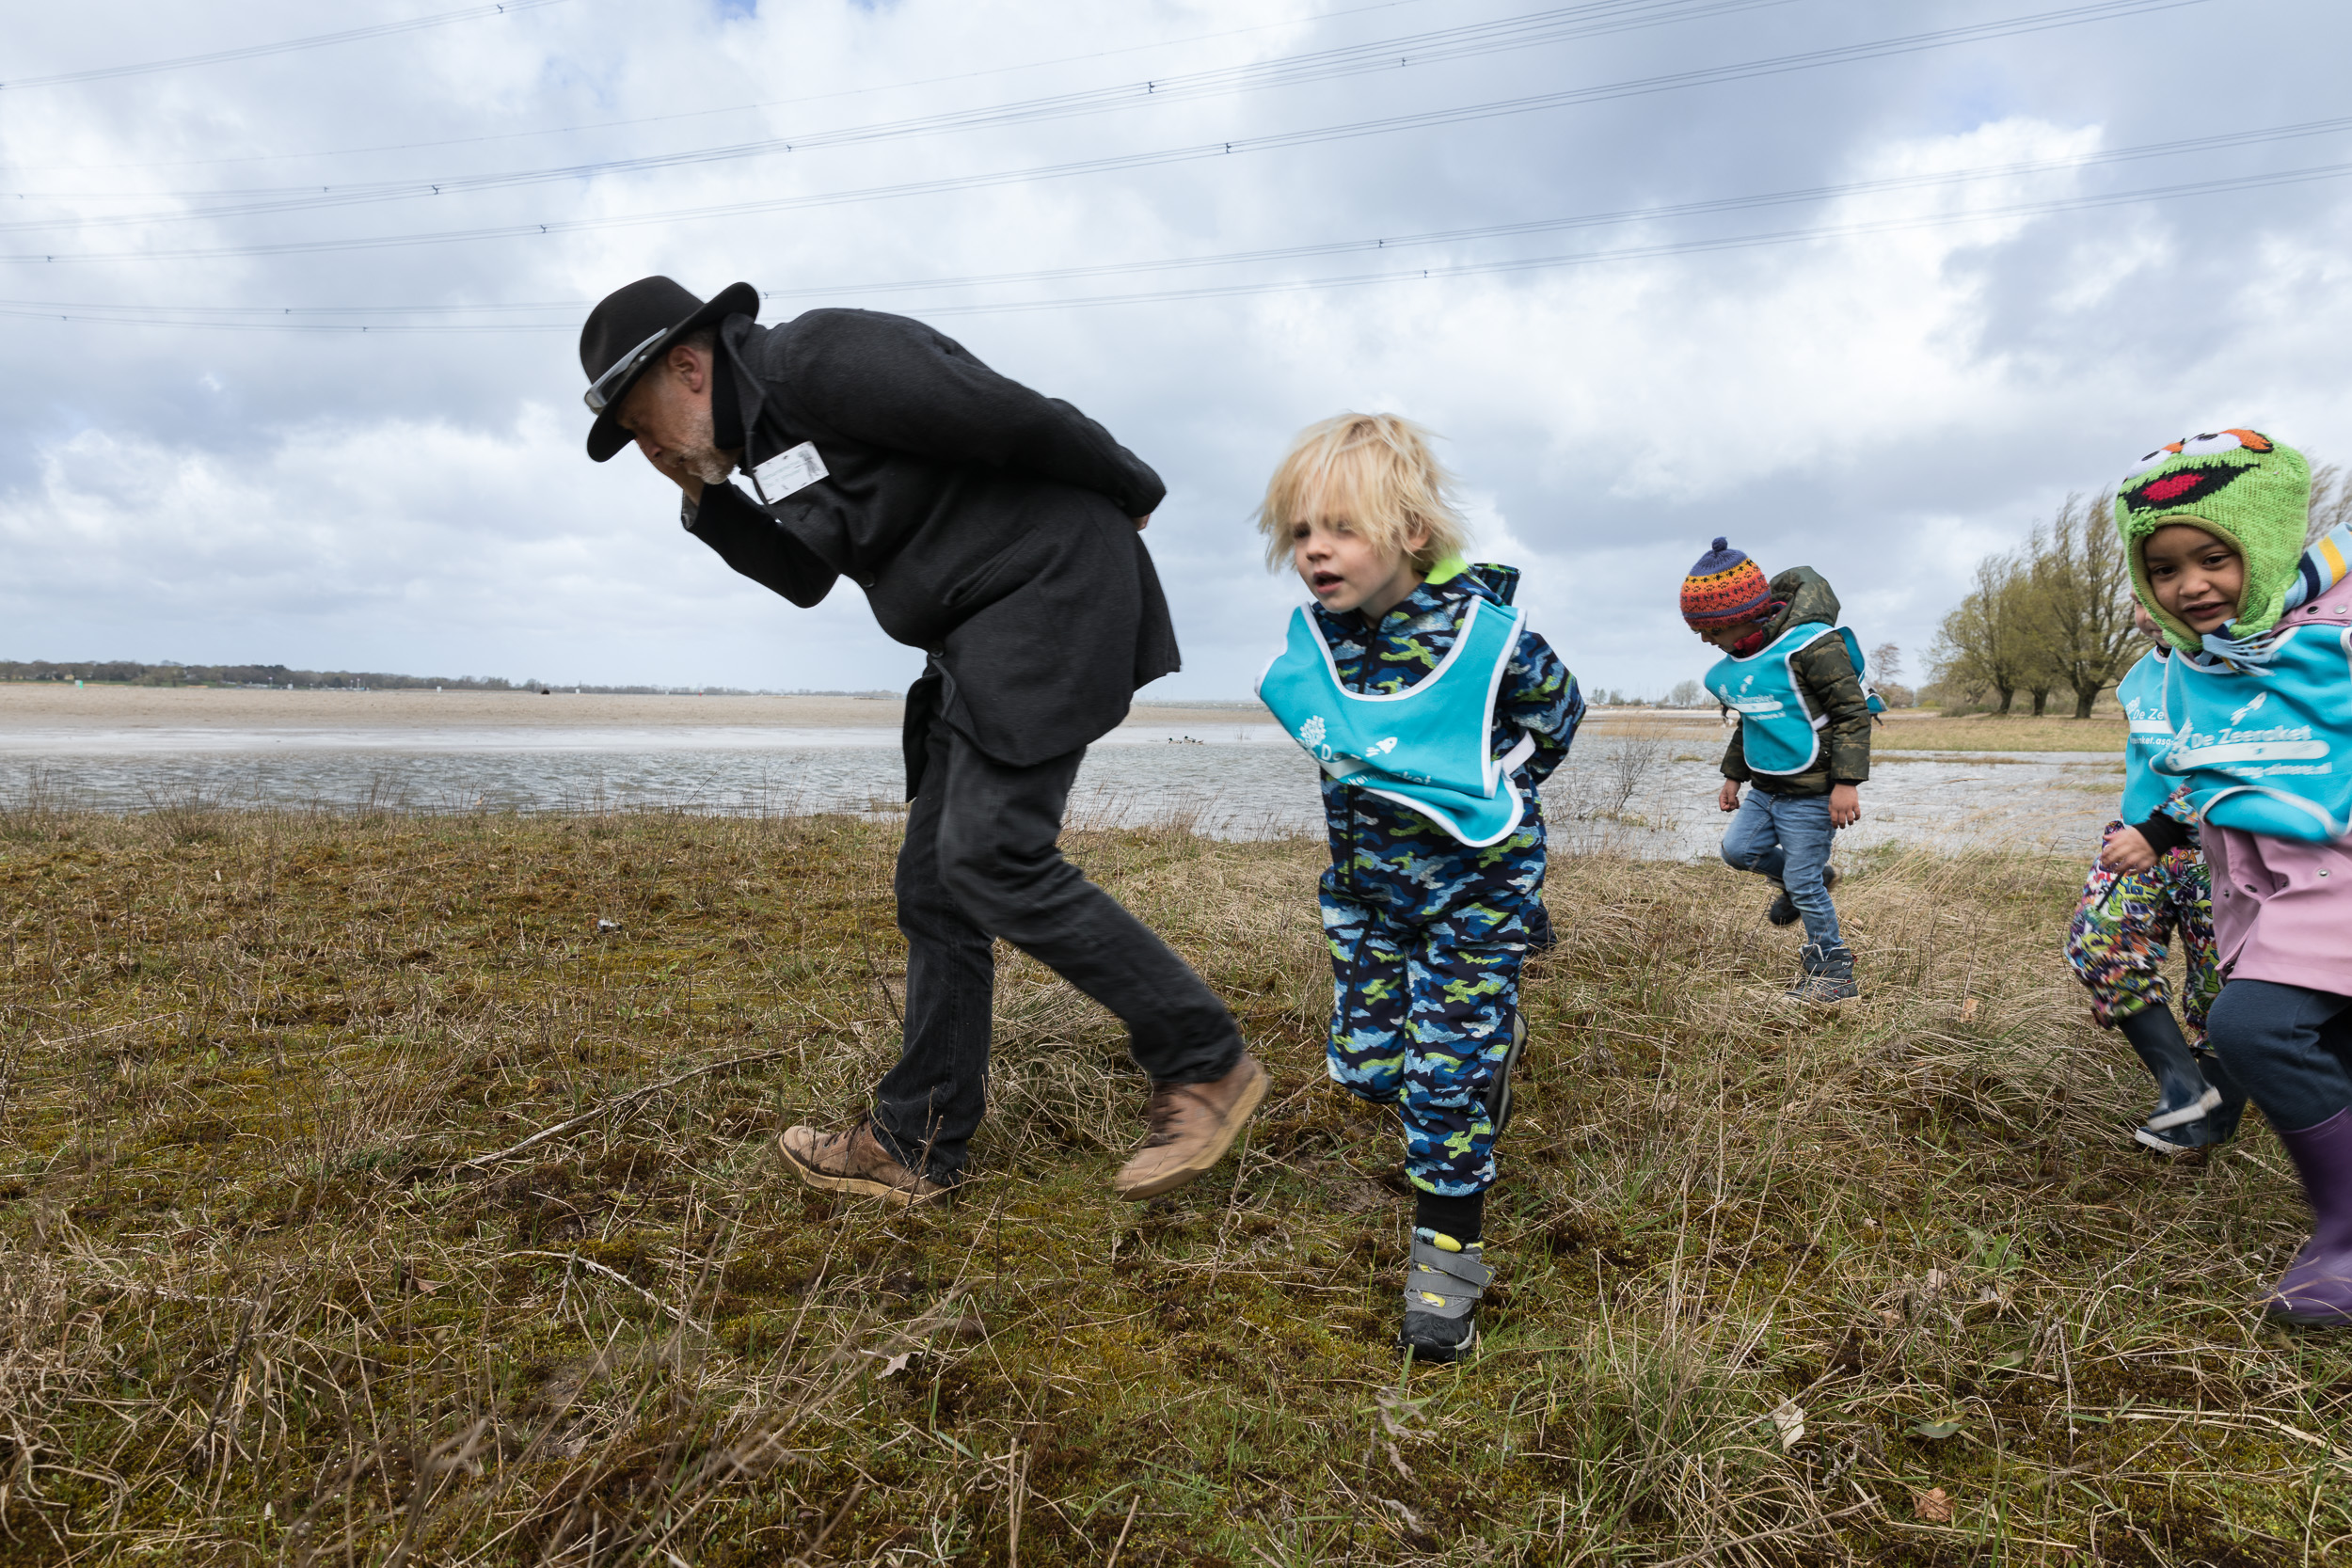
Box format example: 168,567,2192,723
1681,537,1772,630
2114,429,2310,651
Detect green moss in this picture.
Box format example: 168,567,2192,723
0,813,2346,1562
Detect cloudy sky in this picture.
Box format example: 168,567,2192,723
2,0,2347,699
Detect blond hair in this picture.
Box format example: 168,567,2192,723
1253,412,1468,573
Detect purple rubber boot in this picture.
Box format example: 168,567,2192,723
2265,1107,2352,1326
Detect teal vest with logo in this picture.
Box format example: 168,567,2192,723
2116,648,2178,824
2153,619,2352,844
1256,595,1535,847
1702,623,1878,776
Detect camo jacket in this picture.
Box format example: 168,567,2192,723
1309,562,1584,926
1717,565,1873,796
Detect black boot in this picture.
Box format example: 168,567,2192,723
2196,1048,2248,1141
2141,1048,2249,1152
2117,1006,2218,1149
1766,866,1836,928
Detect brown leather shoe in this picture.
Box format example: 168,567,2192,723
1115,1054,1270,1199
779,1122,948,1207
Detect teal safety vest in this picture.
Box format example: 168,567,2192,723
1256,595,1536,847
2116,648,2179,824
1702,623,1879,776
2153,621,2352,843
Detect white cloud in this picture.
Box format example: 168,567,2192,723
1,0,2349,703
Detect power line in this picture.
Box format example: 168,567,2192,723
750,115,2352,302
22,109,2344,315
5,150,2340,331
912,161,2352,317
0,0,574,93
0,0,2221,262
0,0,1453,174
11,0,1789,212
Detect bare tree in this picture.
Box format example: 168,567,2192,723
1931,552,2058,715
2311,462,2352,547
1936,455,2341,721
2029,491,2139,720
1867,641,1902,687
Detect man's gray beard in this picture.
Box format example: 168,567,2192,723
674,404,737,486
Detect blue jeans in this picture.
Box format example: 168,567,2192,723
1721,788,1842,948
2207,979,2352,1134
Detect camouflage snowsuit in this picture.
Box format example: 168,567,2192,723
1311,564,1583,1196
2065,794,2220,1042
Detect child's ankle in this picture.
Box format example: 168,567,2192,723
1413,1188,1486,1244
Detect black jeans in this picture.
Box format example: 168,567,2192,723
869,717,1245,1180
2208,978,2352,1134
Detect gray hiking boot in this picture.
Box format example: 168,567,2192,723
1783,942,1858,1005
1399,1229,1492,1364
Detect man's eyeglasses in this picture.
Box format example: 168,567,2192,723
582,328,672,415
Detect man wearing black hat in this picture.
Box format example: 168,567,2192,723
580,277,1266,1205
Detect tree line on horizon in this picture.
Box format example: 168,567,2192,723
0,660,526,690
0,659,807,696
1929,464,2352,719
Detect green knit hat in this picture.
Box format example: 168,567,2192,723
2114,429,2310,651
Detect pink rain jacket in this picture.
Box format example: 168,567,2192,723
2206,572,2352,997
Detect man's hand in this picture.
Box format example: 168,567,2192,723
1717,778,1742,814
2099,825,2158,874
1829,783,1861,829
1133,514,1152,531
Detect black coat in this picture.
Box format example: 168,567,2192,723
683,309,1181,781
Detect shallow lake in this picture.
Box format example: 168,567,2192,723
0,716,2124,862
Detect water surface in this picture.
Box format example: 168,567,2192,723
0,719,2122,859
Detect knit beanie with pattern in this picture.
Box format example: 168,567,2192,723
2115,429,2311,651
1681,537,1772,630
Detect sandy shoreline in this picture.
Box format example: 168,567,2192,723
0,684,1274,734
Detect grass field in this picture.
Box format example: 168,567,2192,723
1582,711,2131,756
1873,714,2131,755
2,805,2346,1565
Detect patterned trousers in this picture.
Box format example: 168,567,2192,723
1323,888,1526,1196
2063,821,2219,1042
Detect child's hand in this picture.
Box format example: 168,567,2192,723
1829,783,1861,829
1717,779,1741,813
2099,826,2158,874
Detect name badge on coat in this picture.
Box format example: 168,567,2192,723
750,442,828,504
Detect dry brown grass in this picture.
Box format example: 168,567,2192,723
1,806,2347,1565
1874,713,2128,754
1581,710,2129,755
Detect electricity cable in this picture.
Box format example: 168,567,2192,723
1,152,2338,331
0,0,1460,175
15,111,2338,317
11,0,1794,209
913,160,2352,318
0,0,573,93
755,113,2352,302
0,0,2221,261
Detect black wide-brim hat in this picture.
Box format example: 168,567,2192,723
579,276,759,461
